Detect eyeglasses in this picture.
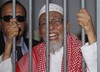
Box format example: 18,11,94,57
39,19,63,28
0,15,26,22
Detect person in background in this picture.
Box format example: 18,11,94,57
0,1,40,72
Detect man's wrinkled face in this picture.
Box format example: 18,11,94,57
39,11,64,53
0,3,26,37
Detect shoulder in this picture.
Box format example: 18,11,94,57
68,33,82,43
32,39,42,46
33,42,45,51
32,42,45,56
67,33,82,48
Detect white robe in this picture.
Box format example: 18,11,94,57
0,42,97,72
81,42,97,72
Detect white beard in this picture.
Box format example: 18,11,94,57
43,33,63,54
49,42,62,54
49,35,63,54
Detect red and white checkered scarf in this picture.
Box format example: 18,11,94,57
17,33,82,72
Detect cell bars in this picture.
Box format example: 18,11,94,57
81,0,86,72
29,0,33,72
12,0,16,72
46,0,50,72
11,0,86,72
11,0,33,72
63,0,67,72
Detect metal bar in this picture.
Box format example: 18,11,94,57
82,30,85,72
81,0,85,44
97,0,100,71
63,0,68,72
81,0,85,45
29,0,32,72
81,0,85,72
46,0,50,72
12,0,16,72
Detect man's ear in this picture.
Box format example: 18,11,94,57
37,29,42,40
67,21,70,32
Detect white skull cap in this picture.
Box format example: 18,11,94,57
39,3,63,18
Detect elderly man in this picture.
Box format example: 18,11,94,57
16,3,97,72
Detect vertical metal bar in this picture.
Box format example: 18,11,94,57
29,0,32,72
81,0,85,72
81,0,85,47
46,0,49,72
97,0,100,71
12,0,16,72
63,0,68,72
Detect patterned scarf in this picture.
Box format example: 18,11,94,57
17,33,82,72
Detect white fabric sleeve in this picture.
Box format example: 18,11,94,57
81,42,97,72
0,55,12,72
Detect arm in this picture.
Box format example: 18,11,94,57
77,8,97,72
0,55,12,72
0,55,21,72
2,19,19,61
81,42,97,72
77,8,96,45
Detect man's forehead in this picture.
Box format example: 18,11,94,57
39,12,63,22
3,3,22,9
40,11,63,18
2,3,25,13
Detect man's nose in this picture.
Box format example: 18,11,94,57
49,23,55,30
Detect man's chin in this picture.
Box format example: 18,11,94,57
50,45,62,54
50,41,62,49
